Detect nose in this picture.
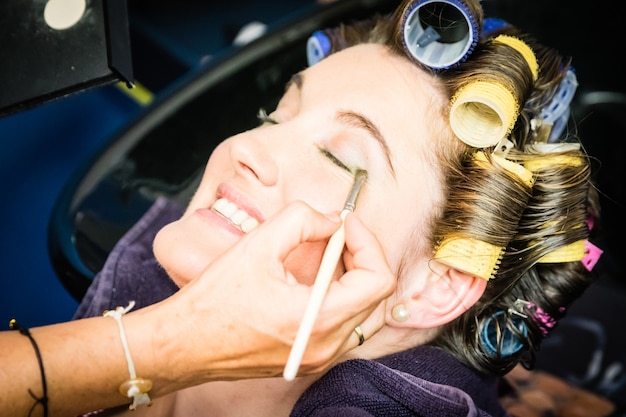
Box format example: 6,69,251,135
229,129,279,186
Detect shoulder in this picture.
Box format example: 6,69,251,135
292,346,502,417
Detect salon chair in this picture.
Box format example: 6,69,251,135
47,0,624,413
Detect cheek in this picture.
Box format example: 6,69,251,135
361,198,427,273
283,241,328,285
185,144,231,213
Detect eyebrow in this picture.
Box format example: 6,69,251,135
336,111,395,178
287,72,396,178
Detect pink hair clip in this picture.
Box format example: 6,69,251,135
582,240,603,272
581,212,602,271
510,299,564,338
533,305,564,337
525,301,565,337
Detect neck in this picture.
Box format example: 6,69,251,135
147,375,320,417
343,325,437,361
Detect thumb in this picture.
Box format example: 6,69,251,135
246,201,342,262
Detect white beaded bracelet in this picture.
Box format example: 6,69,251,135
104,301,153,410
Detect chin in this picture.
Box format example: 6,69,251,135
153,222,209,288
154,248,208,288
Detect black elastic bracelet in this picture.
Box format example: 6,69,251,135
10,319,48,417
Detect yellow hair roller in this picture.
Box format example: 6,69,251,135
434,152,534,280
538,239,586,263
493,35,539,81
534,216,587,263
525,155,583,172
524,143,583,171
449,81,519,148
435,237,504,280
474,151,535,187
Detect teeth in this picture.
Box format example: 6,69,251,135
211,198,259,233
230,209,249,225
240,217,259,233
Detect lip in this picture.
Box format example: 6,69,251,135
193,206,246,236
192,183,265,236
215,182,266,223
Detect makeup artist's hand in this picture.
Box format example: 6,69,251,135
144,201,396,385
1,202,395,417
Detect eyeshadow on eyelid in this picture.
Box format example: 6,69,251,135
317,147,347,171
336,111,395,178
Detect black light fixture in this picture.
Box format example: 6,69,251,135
0,0,133,117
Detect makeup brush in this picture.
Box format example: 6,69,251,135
283,169,367,381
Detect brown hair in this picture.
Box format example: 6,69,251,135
318,0,599,376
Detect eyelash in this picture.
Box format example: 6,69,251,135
257,108,277,125
256,108,351,173
319,147,351,172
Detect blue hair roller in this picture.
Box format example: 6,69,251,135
482,17,510,37
542,68,579,142
402,0,480,70
307,30,331,67
481,311,527,357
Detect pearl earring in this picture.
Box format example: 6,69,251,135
392,304,410,322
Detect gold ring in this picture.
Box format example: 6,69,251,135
354,326,365,346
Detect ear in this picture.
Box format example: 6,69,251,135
388,260,487,329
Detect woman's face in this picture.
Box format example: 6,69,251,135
154,44,448,287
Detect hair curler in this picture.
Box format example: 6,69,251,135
307,30,332,67
541,68,578,142
481,17,510,37
480,310,527,357
401,0,480,70
449,80,519,148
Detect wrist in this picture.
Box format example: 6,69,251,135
123,290,225,392
122,302,188,396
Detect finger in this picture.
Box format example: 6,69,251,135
335,297,387,345
310,213,395,355
247,201,342,262
301,299,388,372
337,212,396,299
349,302,387,349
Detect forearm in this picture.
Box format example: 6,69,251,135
0,309,201,417
1,291,274,416
2,311,173,417
2,297,250,417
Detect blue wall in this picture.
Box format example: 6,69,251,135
0,86,140,327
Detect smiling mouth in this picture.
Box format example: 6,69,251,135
211,198,260,233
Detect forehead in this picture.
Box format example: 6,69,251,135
301,43,445,130
300,43,447,173
310,44,439,89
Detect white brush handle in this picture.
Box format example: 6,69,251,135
283,209,349,381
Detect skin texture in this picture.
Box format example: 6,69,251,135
3,202,396,417
144,44,486,416
153,44,443,288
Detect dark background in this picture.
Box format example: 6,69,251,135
0,0,315,327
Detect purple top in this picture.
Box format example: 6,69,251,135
73,197,180,319
74,197,508,417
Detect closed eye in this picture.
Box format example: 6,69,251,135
318,147,351,172
258,108,351,173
